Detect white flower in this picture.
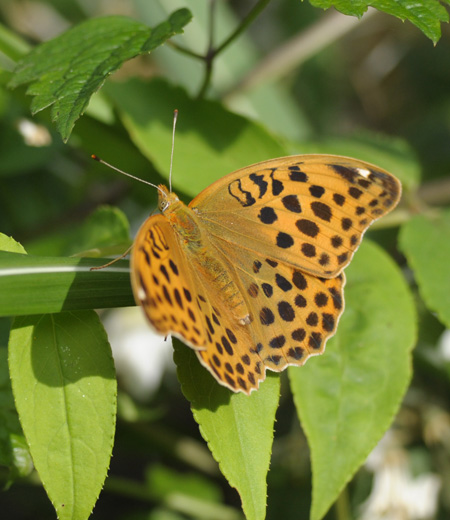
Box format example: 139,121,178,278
103,307,175,400
360,432,441,520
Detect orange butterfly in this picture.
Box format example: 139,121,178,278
129,154,401,394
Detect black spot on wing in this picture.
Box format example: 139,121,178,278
332,164,357,183
269,169,284,195
259,207,278,224
311,201,332,222
282,195,302,213
309,185,325,198
228,179,256,207
276,232,294,249
249,173,268,198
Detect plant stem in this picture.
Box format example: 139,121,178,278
214,0,272,57
196,0,217,99
196,0,272,99
335,486,352,520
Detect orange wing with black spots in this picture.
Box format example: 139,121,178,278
131,155,401,394
131,215,208,348
191,155,401,277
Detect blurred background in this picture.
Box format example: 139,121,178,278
1,1,449,519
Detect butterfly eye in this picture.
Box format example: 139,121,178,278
159,201,170,212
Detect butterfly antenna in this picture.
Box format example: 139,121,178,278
169,109,178,193
91,155,165,196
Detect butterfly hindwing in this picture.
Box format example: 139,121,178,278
209,239,346,372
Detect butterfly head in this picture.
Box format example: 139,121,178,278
158,184,180,213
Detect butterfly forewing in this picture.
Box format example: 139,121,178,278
190,155,401,278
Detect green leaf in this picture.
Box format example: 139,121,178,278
399,210,450,328
0,251,134,316
68,206,131,256
174,340,280,520
297,133,421,192
27,205,131,257
146,464,222,503
0,233,27,254
0,346,33,487
289,240,416,520
8,311,117,520
105,78,289,197
8,10,192,141
307,0,449,43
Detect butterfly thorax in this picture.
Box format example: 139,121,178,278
158,184,250,324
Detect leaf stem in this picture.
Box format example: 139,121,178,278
167,40,204,60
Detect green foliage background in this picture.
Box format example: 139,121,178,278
0,1,449,520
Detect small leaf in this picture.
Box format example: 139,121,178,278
307,0,449,43
8,311,117,520
289,240,416,520
64,206,131,256
174,340,280,520
27,206,131,257
0,233,27,254
9,10,192,141
399,210,450,328
105,78,288,197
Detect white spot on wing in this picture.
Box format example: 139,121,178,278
357,168,371,178
137,287,146,300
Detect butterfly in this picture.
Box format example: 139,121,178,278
129,155,401,394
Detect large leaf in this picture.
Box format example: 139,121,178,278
105,78,288,197
174,340,280,520
8,10,192,141
399,210,450,328
289,240,416,520
8,311,117,520
307,0,449,43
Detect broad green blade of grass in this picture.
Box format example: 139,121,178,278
0,251,134,316
174,341,280,520
289,240,416,520
9,311,117,520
